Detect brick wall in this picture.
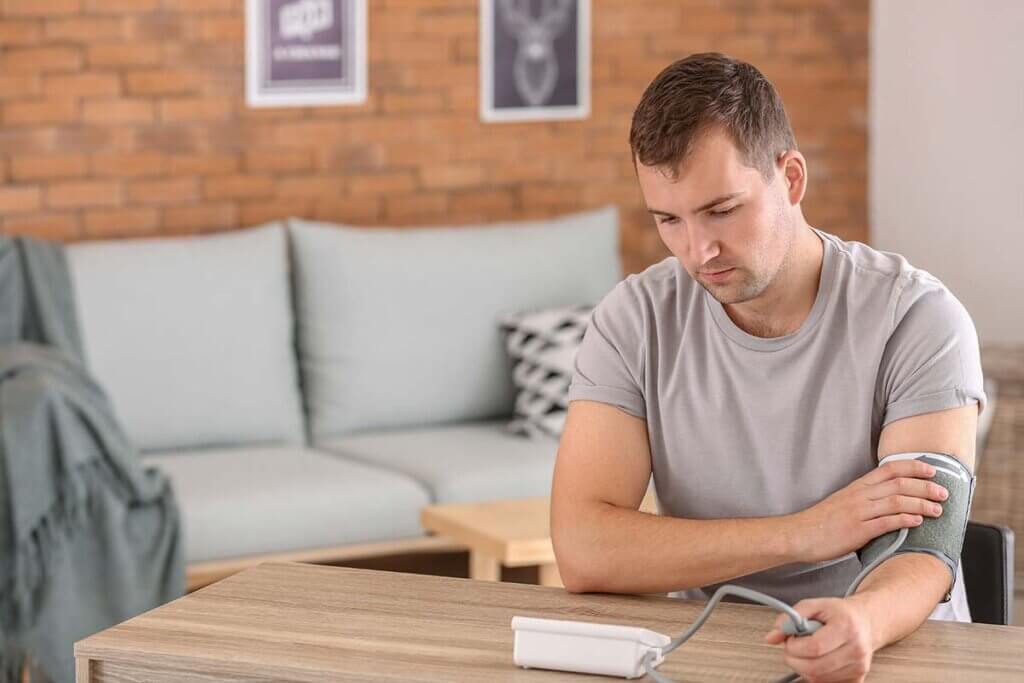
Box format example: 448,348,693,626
0,0,867,274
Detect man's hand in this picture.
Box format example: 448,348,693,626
788,459,948,564
764,595,879,683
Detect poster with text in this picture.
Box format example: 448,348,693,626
246,0,366,107
481,0,590,122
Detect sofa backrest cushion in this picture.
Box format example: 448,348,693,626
66,223,305,452
289,206,622,441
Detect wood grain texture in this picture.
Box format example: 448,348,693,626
76,562,1024,682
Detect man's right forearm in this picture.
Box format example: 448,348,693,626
553,501,806,595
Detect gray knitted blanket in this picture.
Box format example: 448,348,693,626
0,236,184,683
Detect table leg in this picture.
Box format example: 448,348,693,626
538,563,563,588
75,657,92,683
470,552,501,582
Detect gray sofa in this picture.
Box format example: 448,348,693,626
64,206,622,588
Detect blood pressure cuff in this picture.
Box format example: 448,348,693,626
857,452,976,603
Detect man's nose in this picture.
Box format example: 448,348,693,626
690,223,720,265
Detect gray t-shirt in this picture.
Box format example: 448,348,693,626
567,228,986,622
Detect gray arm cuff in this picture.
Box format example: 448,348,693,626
856,453,976,603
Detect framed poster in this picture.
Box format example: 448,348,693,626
480,0,590,123
245,0,367,108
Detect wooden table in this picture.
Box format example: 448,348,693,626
75,562,1024,682
421,496,564,586
420,492,658,588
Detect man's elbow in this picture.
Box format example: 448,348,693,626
552,523,608,594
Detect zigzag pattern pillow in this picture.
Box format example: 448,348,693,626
500,303,593,439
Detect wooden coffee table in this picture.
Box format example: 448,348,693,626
75,561,1024,682
420,491,657,587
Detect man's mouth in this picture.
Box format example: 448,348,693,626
700,268,735,282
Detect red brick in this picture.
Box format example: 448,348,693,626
3,46,82,73
83,99,154,124
85,0,160,12
0,185,41,214
159,96,232,122
88,42,162,67
382,91,447,114
44,17,125,41
419,163,484,190
348,172,417,196
167,154,238,175
83,207,159,237
161,0,233,10
383,192,449,223
4,0,80,17
124,69,204,95
162,202,236,232
245,150,313,173
521,183,583,209
0,20,42,45
11,154,87,181
313,196,380,224
0,75,40,101
47,180,120,209
91,152,165,178
451,189,516,215
204,175,275,200
275,175,346,198
43,73,120,98
3,212,80,240
194,15,243,42
489,159,553,183
127,177,198,205
3,98,79,126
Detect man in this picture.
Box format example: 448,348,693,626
551,53,986,683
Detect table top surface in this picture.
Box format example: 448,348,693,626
76,562,1024,682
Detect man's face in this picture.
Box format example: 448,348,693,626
636,128,795,305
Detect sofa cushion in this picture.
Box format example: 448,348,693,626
289,206,621,440
318,420,557,504
144,447,431,563
66,223,305,452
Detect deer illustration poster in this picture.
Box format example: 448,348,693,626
245,0,367,107
481,0,591,122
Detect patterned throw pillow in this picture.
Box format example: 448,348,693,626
500,303,594,439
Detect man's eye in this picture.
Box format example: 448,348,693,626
657,217,678,225
710,205,739,218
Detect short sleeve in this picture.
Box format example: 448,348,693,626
879,279,987,427
567,279,647,418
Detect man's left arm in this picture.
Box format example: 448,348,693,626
765,404,978,681
847,403,978,649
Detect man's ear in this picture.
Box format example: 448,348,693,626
777,150,807,205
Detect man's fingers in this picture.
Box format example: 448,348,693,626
783,642,863,682
865,494,943,521
863,477,948,502
783,622,846,659
860,459,934,486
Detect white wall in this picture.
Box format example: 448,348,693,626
870,0,1024,345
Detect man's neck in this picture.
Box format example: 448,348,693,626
723,224,825,339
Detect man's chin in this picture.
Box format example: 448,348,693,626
700,279,760,305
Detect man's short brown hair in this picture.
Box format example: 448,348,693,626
629,52,797,181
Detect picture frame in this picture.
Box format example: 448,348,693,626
480,0,591,123
245,0,367,108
